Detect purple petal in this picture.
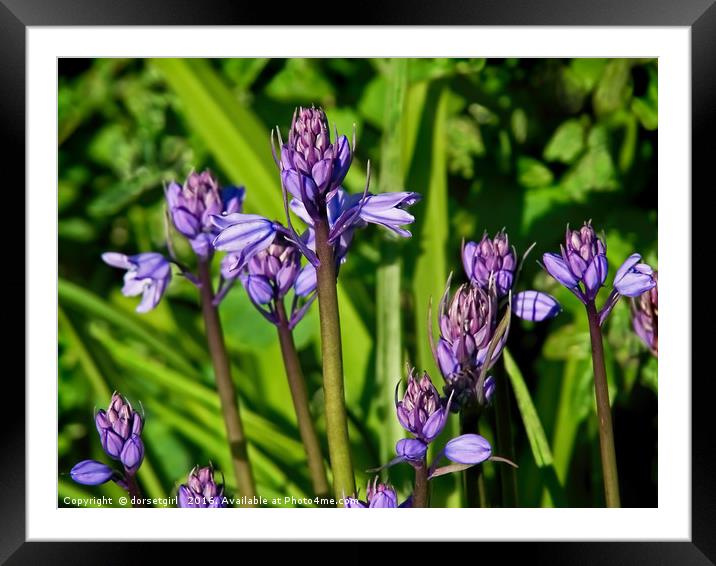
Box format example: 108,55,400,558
102,429,124,459
177,485,196,508
289,198,314,226
543,252,580,289
119,434,144,473
294,264,317,297
171,207,201,237
102,252,133,270
444,433,492,465
421,408,447,442
462,241,477,281
614,253,642,285
369,489,398,508
221,186,246,215
513,290,561,322
344,498,367,508
483,376,496,404
583,255,608,300
437,339,459,378
242,274,274,305
70,460,115,486
395,438,428,462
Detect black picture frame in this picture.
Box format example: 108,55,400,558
4,0,711,562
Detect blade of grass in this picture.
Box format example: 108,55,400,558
376,58,409,462
150,58,283,219
59,278,195,375
410,82,450,378
503,348,566,506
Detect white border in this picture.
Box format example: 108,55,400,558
29,27,690,541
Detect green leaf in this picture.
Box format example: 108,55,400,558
409,83,450,378
264,59,335,104
543,118,586,164
517,156,554,189
504,349,554,468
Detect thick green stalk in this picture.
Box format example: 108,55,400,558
494,369,518,507
275,299,330,499
585,301,621,508
314,218,356,501
197,260,257,505
460,407,488,507
413,460,430,508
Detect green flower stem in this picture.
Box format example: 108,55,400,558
494,368,518,507
585,301,621,508
314,218,356,502
197,260,257,505
413,460,429,508
275,299,331,500
460,407,488,507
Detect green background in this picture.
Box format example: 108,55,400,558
58,58,658,508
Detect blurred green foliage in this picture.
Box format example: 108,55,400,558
58,58,657,508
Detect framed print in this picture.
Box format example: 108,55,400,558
4,0,712,561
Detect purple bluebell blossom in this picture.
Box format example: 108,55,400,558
344,478,408,508
463,230,516,297
513,290,562,322
290,188,421,267
279,107,353,222
165,170,245,258
543,222,608,303
433,280,504,409
70,392,145,494
217,232,317,329
102,252,171,313
212,213,278,273
443,434,493,465
70,460,117,486
631,271,658,355
178,465,227,508
395,370,450,444
94,392,144,475
614,254,656,297
275,107,421,268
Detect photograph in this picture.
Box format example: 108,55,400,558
57,56,659,509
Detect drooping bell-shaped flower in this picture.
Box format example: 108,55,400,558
165,170,245,258
463,230,516,298
434,280,504,408
94,392,144,475
177,465,227,508
102,252,172,313
211,213,278,273
631,270,658,355
614,254,656,297
543,222,608,303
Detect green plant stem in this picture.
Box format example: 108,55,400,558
494,370,518,507
125,474,146,508
413,460,429,508
197,260,257,505
460,407,488,507
585,301,621,508
313,218,356,502
275,299,330,500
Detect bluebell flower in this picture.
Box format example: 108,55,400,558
102,252,172,313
